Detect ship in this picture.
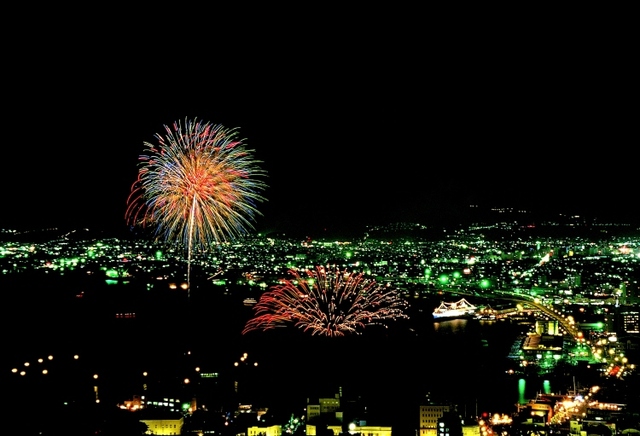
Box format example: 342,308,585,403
432,298,477,320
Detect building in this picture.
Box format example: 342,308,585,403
305,391,394,434
307,393,342,422
437,411,463,436
535,319,559,336
520,331,564,369
462,423,481,436
247,424,283,436
619,308,640,334
138,411,184,435
524,396,558,424
117,394,195,414
420,401,456,436
325,423,392,435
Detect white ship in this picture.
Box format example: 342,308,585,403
432,298,477,320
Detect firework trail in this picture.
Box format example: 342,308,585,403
242,265,409,337
125,118,268,297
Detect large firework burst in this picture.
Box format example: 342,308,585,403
125,118,268,296
242,265,410,337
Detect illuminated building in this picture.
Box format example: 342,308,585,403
420,401,456,436
324,424,392,435
619,309,640,334
306,393,342,422
519,329,564,372
305,392,393,434
437,411,463,436
521,333,563,353
247,424,283,436
462,422,481,436
144,396,194,413
517,400,553,428
528,394,563,424
139,411,184,435
535,320,559,336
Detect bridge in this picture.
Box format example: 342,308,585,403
519,298,582,339
434,287,582,340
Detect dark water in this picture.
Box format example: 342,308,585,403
2,278,547,433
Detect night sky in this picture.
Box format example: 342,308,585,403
3,23,636,236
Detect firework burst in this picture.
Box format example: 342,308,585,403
125,118,268,295
242,265,410,337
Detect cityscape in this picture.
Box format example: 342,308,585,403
4,14,636,436
2,212,639,435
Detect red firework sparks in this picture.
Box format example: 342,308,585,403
242,265,410,337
